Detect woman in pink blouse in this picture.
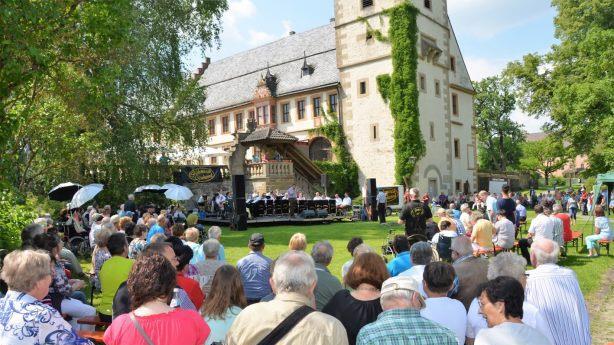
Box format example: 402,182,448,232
104,254,210,345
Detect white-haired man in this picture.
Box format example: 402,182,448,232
356,275,457,345
398,188,433,237
227,251,348,345
525,239,591,345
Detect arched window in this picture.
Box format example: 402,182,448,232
309,137,332,161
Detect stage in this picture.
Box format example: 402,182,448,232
199,215,348,227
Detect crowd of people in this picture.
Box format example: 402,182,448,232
0,183,609,345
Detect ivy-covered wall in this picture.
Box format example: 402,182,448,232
363,2,424,186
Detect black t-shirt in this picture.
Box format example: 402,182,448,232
399,200,433,236
496,197,516,223
322,289,382,345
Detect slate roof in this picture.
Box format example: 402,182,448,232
200,23,339,113
241,127,299,144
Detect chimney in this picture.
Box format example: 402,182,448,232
330,17,335,22
289,31,296,35
193,57,211,78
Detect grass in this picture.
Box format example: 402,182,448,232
79,210,612,299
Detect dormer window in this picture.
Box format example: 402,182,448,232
362,0,373,8
301,52,314,77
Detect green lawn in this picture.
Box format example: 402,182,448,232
81,210,612,298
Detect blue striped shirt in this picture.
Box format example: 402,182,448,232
525,264,591,345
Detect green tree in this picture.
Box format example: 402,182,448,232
504,0,614,175
0,1,227,200
519,136,570,186
474,76,525,171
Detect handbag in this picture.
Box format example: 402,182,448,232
129,312,156,345
256,305,314,345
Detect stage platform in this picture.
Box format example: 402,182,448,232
200,215,347,227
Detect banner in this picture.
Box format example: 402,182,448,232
174,166,223,184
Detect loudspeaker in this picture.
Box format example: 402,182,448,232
366,178,378,221
300,210,316,219
231,175,247,230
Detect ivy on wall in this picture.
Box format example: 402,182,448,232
309,110,359,196
365,2,425,185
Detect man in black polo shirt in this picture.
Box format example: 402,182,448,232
398,188,433,237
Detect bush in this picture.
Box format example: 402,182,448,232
0,190,38,250
315,161,359,197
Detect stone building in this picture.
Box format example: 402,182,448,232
196,0,476,196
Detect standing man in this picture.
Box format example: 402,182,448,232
398,188,433,237
124,194,137,214
287,184,297,218
484,191,498,222
376,189,387,224
496,185,516,225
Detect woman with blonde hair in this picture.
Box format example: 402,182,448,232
288,232,307,251
201,265,247,344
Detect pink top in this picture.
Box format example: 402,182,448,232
104,309,210,345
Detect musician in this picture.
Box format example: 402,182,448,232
297,192,306,201
313,192,323,201
334,194,343,206
338,192,352,210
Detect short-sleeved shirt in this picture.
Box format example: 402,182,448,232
146,224,165,242
98,256,134,316
595,216,611,239
322,290,382,345
493,219,515,249
237,251,273,300
400,200,433,236
204,306,242,345
376,192,387,204
474,321,550,345
496,197,516,223
485,196,498,220
104,309,209,345
471,219,495,249
195,260,225,295
528,213,554,240
176,273,204,310
420,297,467,345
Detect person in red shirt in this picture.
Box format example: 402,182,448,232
174,244,205,310
104,254,209,345
553,204,572,243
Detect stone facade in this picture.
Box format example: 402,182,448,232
197,0,476,196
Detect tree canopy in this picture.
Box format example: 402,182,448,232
519,135,571,185
0,0,227,201
504,0,614,175
473,76,525,172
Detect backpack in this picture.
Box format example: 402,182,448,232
436,235,453,262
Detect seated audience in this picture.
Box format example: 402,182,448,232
323,252,388,345
201,265,247,345
91,224,115,290
465,253,554,345
103,254,210,345
518,205,553,265
546,207,564,247
420,262,466,345
470,212,495,251
493,210,515,249
184,227,201,264
195,239,225,295
171,243,204,309
146,214,167,243
172,223,185,239
237,233,273,304
98,233,133,322
288,232,307,251
386,235,412,277
227,251,348,345
341,237,364,278
311,241,343,310
526,239,591,345
586,206,611,257
552,204,572,244
209,226,226,261
33,233,96,331
474,277,550,345
128,224,147,259
451,236,488,310
399,242,433,296
0,250,92,344
432,220,458,261
435,208,458,232
356,275,457,345
446,209,465,235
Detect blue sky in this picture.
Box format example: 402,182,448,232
185,0,557,133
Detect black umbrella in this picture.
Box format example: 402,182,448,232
48,182,83,201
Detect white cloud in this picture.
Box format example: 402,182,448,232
222,0,257,41
448,0,553,39
510,108,550,133
248,30,277,46
464,56,509,81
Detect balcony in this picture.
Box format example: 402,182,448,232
246,161,294,179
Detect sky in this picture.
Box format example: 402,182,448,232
185,0,558,133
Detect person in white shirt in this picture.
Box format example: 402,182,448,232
398,242,432,297
493,210,515,250
518,205,553,265
474,276,551,345
465,253,555,345
431,220,458,244
313,192,323,200
586,206,611,257
89,214,104,247
334,193,343,206
515,200,527,222
340,242,372,279
420,262,467,345
341,192,352,209
460,203,473,234
526,239,591,345
479,190,498,222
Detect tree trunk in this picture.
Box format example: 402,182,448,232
544,171,549,186
498,133,506,171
